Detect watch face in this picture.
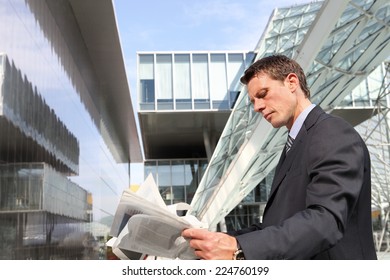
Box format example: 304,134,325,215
236,252,245,260
234,249,245,260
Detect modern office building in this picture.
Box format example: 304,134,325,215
138,51,255,205
137,0,390,254
0,0,142,259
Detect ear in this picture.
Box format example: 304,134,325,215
286,73,299,92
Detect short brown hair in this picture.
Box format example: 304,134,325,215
240,54,310,98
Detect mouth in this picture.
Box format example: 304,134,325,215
263,112,272,121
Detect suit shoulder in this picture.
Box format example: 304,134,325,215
314,110,355,131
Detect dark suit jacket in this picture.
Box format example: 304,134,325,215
231,106,377,259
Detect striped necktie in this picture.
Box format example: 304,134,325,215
286,134,294,154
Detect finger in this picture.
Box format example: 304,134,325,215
181,228,192,238
182,228,209,240
193,249,205,260
188,237,206,250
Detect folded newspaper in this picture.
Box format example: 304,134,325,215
107,174,207,260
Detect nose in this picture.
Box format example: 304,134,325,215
253,99,265,113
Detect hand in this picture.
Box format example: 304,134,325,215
182,228,237,260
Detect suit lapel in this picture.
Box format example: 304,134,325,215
274,143,286,175
268,135,303,198
264,106,324,214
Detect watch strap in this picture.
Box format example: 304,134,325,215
232,240,245,260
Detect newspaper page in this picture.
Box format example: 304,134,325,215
107,174,207,260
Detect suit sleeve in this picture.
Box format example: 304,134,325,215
234,117,366,259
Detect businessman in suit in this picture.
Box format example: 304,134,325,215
182,54,377,260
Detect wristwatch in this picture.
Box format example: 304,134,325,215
233,242,245,260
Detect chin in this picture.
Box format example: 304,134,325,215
270,122,284,128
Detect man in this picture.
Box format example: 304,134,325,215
182,54,377,260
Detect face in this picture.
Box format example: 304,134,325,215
247,72,297,130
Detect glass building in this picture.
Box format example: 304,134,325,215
0,0,142,259
138,0,390,254
138,52,255,112
138,51,255,205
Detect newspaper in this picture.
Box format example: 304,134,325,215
107,174,207,260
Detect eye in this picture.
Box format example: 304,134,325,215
257,91,267,99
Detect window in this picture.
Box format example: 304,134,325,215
139,54,155,109
156,54,173,110
140,79,155,103
210,54,227,109
174,54,191,109
192,54,210,109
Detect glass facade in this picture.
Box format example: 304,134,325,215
225,170,275,231
0,163,94,259
0,0,135,259
339,63,389,108
0,163,88,220
144,159,208,206
138,52,255,111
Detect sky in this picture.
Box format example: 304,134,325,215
113,0,313,185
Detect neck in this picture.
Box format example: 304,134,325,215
297,98,312,114
287,98,312,130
